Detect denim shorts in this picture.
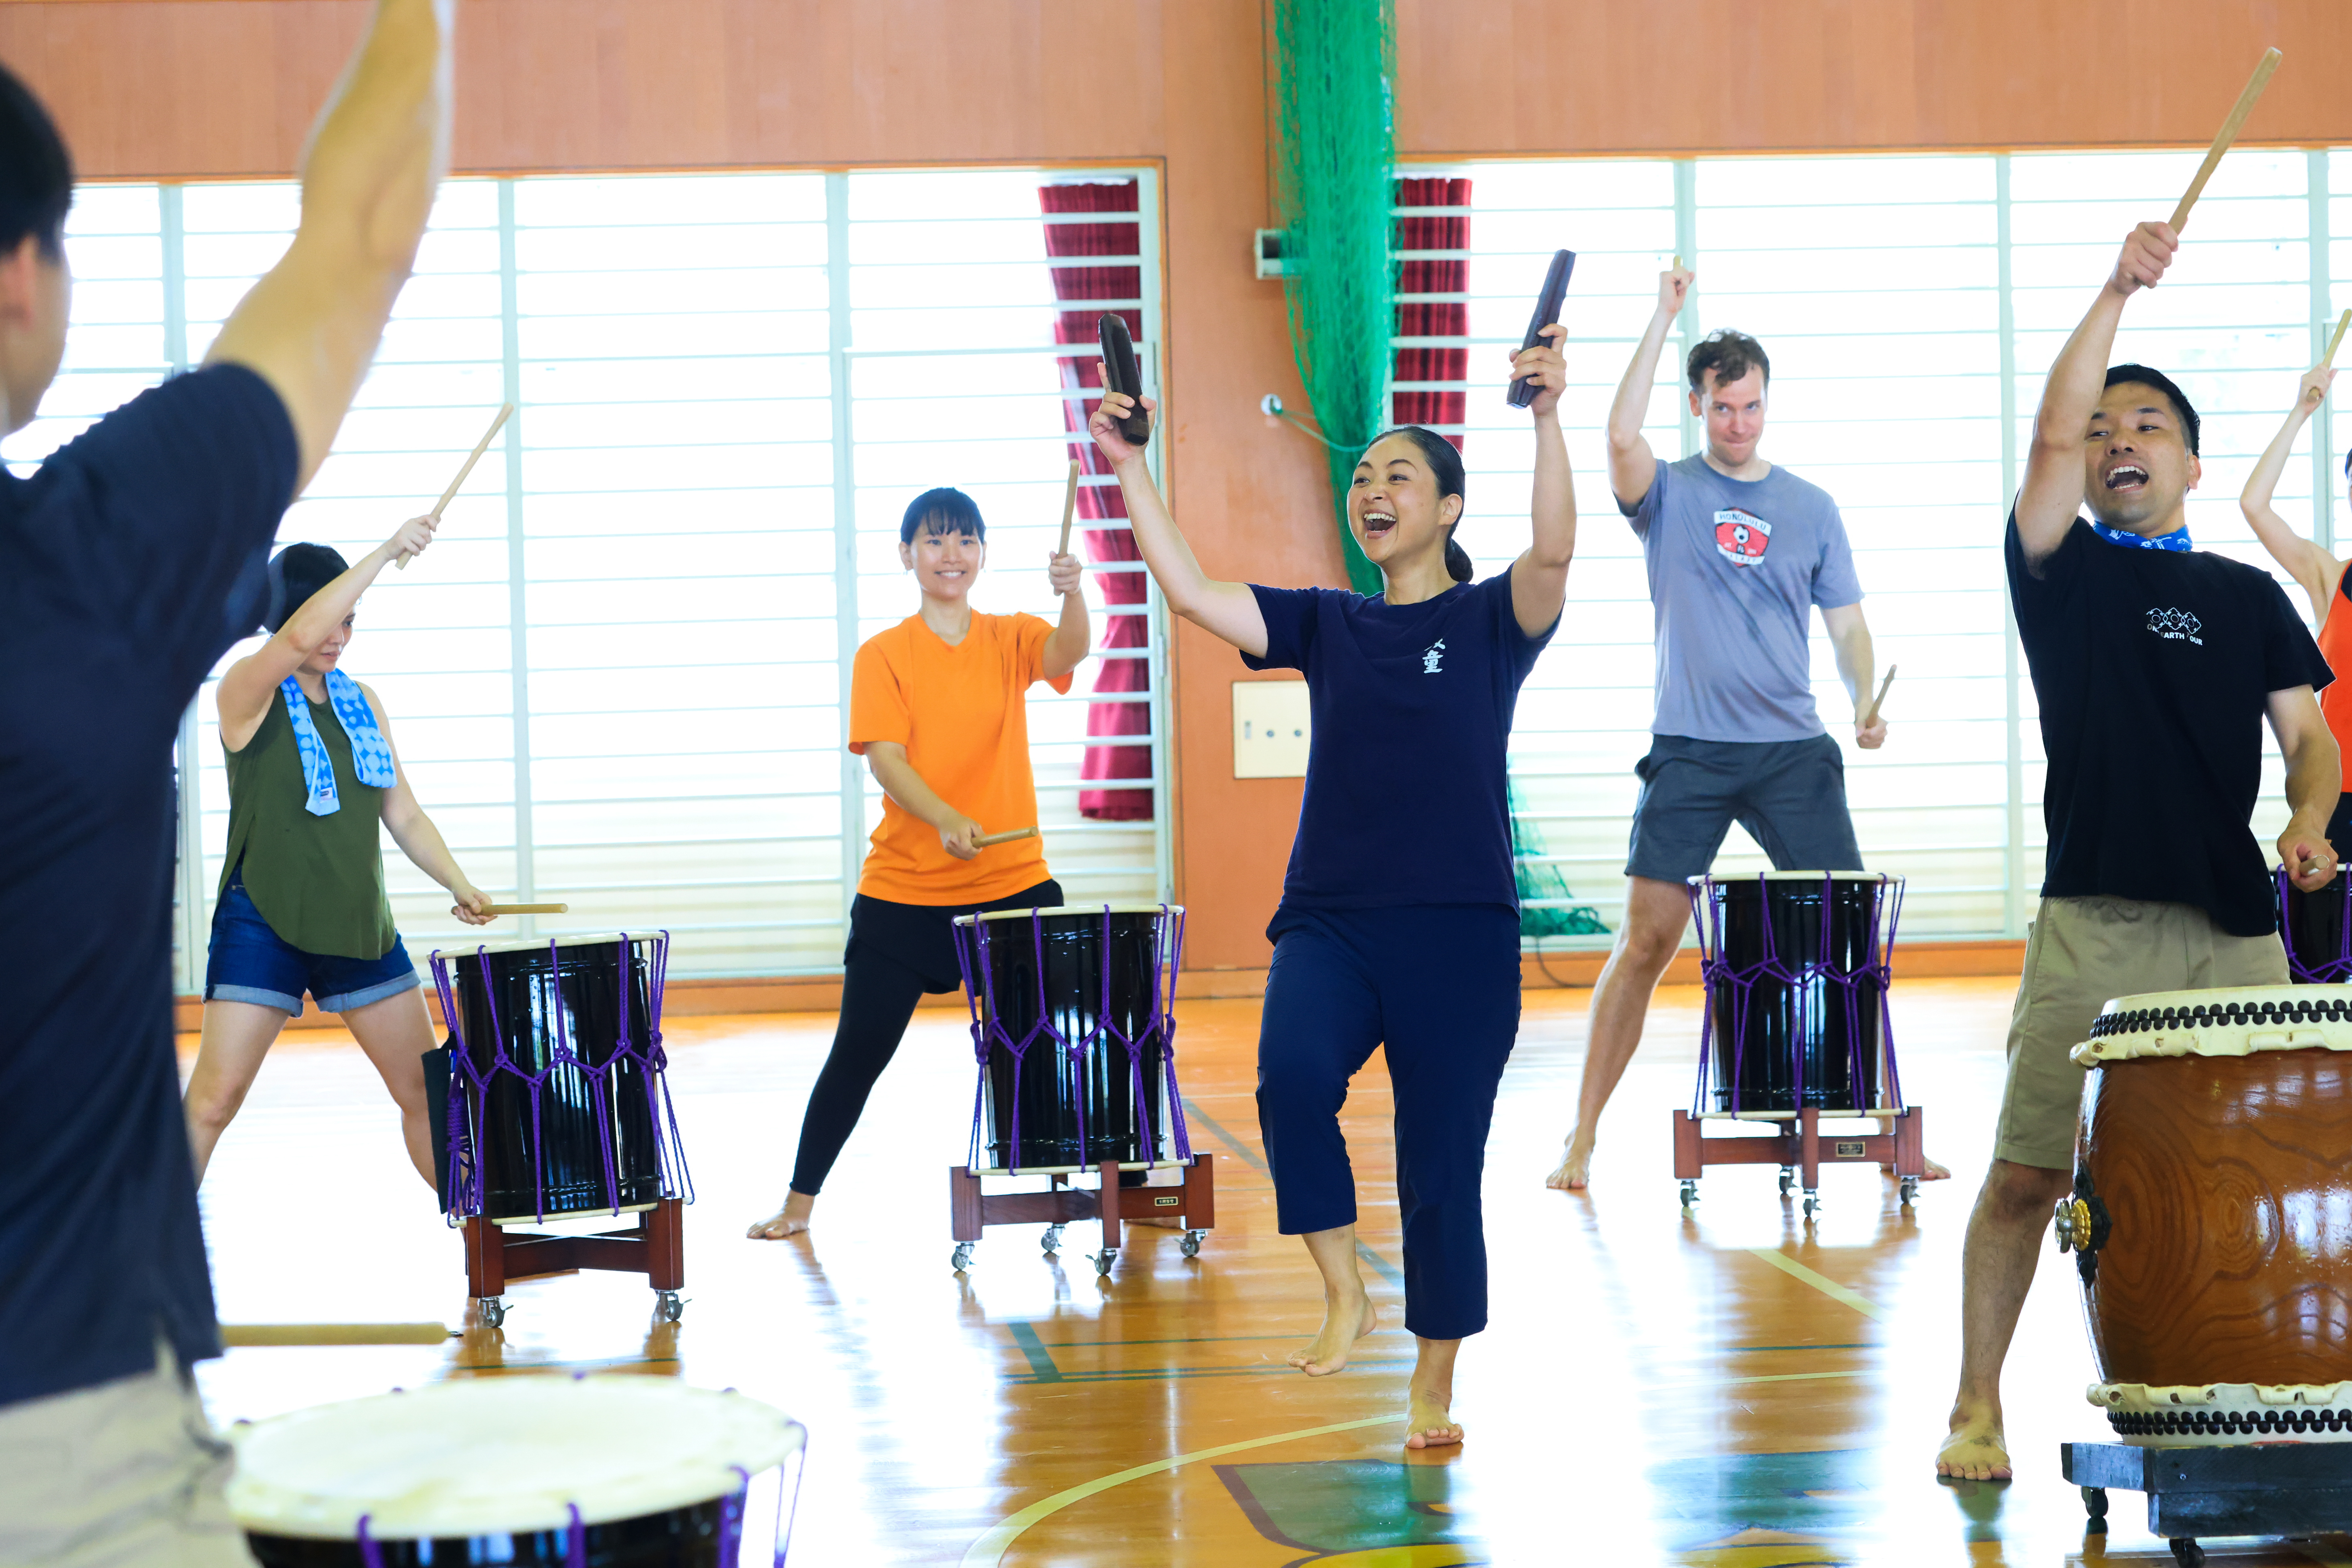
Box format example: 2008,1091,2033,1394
203,870,419,1018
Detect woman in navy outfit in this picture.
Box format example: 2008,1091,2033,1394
1089,329,1573,1447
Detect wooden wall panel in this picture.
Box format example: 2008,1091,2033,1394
1393,0,2352,156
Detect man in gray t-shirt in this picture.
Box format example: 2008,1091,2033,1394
1547,263,1904,1193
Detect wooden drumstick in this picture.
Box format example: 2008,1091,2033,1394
1057,459,1080,558
2169,48,2282,235
1862,665,1897,728
397,402,515,570
478,901,569,915
974,827,1038,848
222,1322,450,1346
2310,309,2352,405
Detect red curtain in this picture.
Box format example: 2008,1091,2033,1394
1391,177,1470,442
1041,180,1151,821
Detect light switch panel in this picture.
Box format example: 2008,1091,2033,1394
1233,680,1310,778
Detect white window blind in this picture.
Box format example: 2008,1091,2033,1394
10,168,1167,992
1402,150,2342,945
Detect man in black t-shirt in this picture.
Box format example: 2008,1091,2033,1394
0,9,451,1558
1935,219,2341,1484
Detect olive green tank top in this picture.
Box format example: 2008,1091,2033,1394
219,688,398,960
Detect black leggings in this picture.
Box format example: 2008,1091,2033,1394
787,943,932,1197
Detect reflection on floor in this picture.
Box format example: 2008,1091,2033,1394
183,978,2352,1566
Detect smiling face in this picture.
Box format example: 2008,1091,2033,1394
1348,434,1461,573
901,515,984,602
1689,366,1767,469
2083,382,2199,533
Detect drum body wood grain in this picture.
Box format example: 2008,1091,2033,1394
2079,1047,2352,1388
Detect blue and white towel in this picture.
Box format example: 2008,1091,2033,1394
2091,520,2192,553
283,669,396,816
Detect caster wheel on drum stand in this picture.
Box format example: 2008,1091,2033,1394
654,1291,685,1324
1900,1176,1920,1207
1777,1167,1794,1197
1180,1230,1205,1258
1802,1193,1820,1221
1679,1181,1698,1208
952,1242,975,1273
2080,1486,2108,1532
474,1297,506,1329
1092,1249,1116,1278
2169,1539,2204,1567
1041,1224,1065,1256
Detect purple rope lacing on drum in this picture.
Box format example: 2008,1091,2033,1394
1687,873,1905,1118
954,905,1191,1171
356,1515,383,1568
717,1464,751,1564
565,1502,586,1568
2279,865,2352,982
425,932,691,1222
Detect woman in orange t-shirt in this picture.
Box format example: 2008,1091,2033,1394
2241,362,2352,853
748,487,1089,1238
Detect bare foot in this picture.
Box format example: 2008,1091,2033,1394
1286,1292,1376,1376
1403,1386,1462,1449
1544,1131,1594,1191
1935,1410,2011,1481
746,1191,814,1240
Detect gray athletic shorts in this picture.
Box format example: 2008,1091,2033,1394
1626,733,1862,883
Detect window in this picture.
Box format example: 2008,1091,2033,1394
8,168,1168,990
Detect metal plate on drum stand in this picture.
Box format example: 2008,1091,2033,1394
1669,873,1927,1216
2064,1441,2352,1565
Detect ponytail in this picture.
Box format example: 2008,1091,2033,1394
1364,424,1472,582
1442,531,1473,583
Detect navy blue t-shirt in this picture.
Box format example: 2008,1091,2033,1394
0,365,296,1406
1242,571,1557,915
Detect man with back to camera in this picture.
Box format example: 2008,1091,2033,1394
1935,219,2340,1482
1545,263,1923,1191
0,2,452,1556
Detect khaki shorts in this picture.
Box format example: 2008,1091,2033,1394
0,1343,254,1568
1996,895,2287,1171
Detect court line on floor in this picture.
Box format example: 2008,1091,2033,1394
958,1412,1405,1568
1005,1322,1063,1384
1745,1247,1892,1324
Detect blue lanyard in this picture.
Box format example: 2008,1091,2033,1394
2090,520,2191,553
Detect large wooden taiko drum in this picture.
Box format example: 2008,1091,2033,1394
2066,984,2352,1445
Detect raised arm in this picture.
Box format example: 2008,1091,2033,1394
1508,324,1574,637
215,514,435,750
2270,684,2342,890
205,0,453,489
2016,222,2178,567
1607,265,1692,508
2240,365,2344,621
1087,382,1269,658
363,682,493,924
1040,547,1091,680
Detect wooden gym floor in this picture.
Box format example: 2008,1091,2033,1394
182,977,2352,1566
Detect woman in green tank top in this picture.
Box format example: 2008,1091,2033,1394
184,520,498,1190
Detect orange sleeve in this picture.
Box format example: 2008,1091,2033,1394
846,633,909,756
1015,612,1075,696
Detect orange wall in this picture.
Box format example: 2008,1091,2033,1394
5,0,2349,970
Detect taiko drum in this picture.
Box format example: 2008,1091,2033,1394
2067,985,2352,1444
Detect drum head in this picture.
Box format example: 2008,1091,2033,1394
432,932,660,960
228,1376,802,1538
1686,871,1904,886
954,902,1184,927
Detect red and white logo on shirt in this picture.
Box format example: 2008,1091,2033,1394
1714,508,1771,567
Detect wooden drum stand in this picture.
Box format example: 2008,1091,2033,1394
463,1199,686,1327
1672,1106,1928,1217
948,1157,1214,1278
